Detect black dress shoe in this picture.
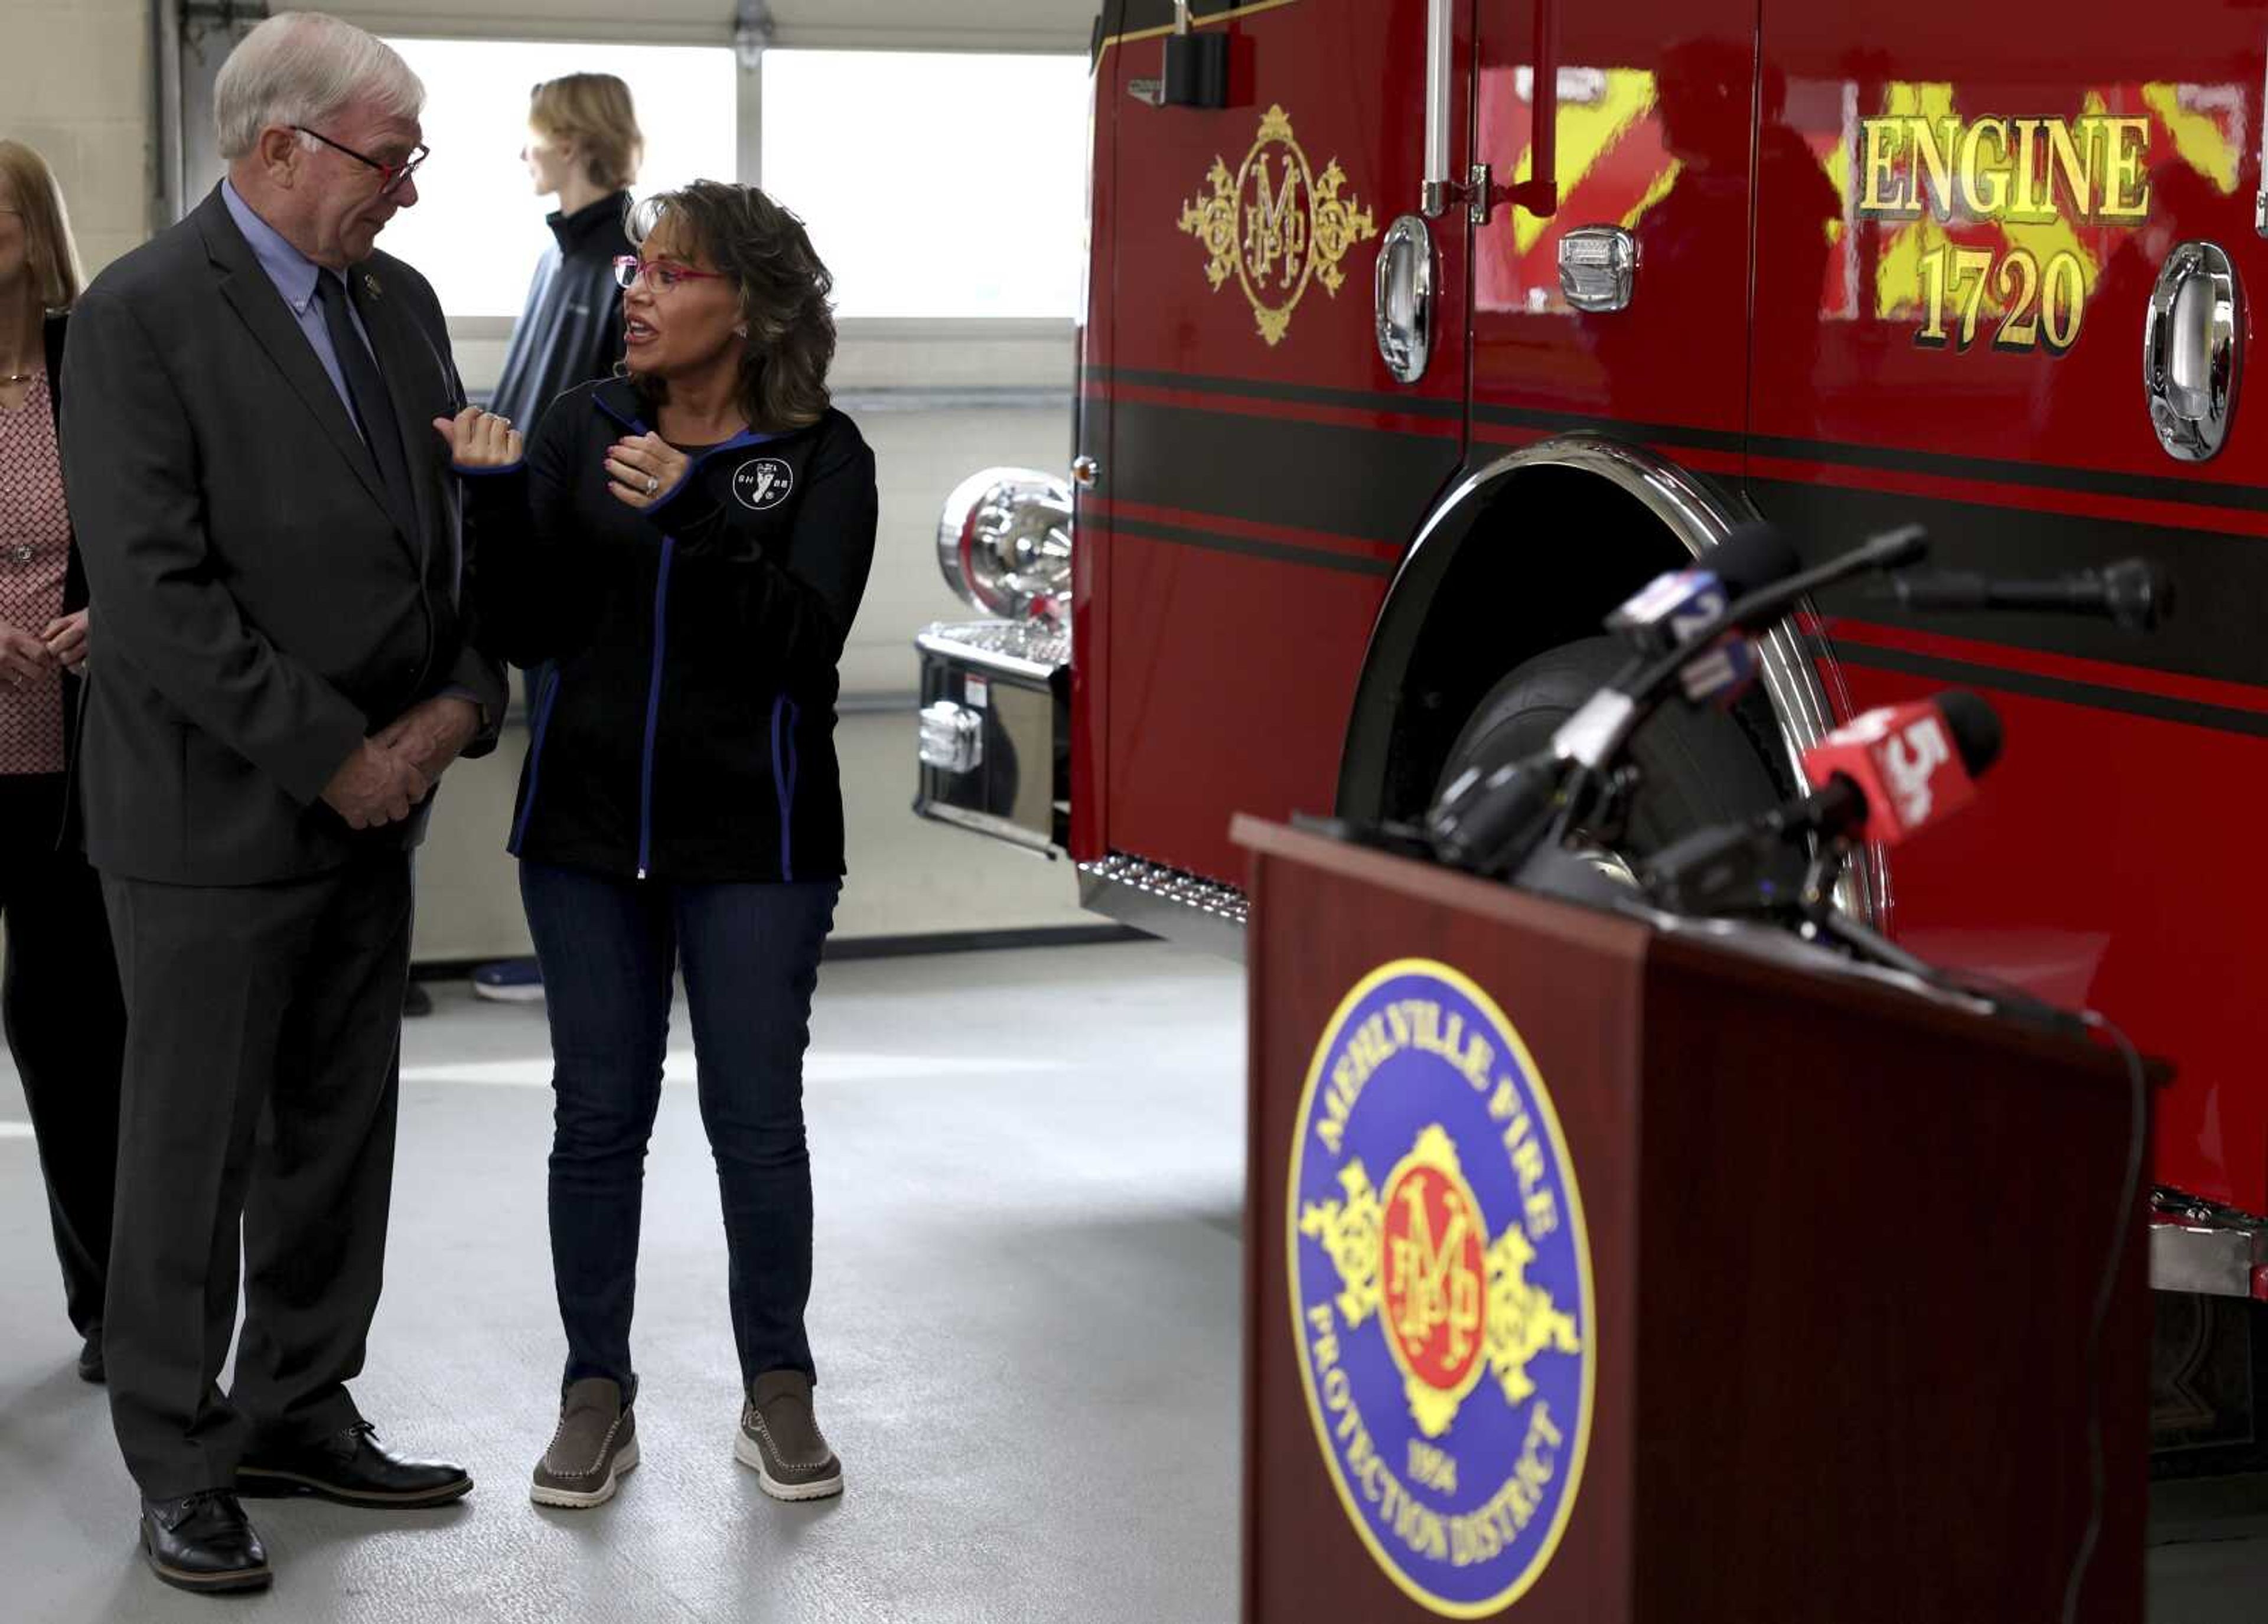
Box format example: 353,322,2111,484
236,1421,472,1508
403,980,434,1018
77,1328,104,1385
139,1490,271,1594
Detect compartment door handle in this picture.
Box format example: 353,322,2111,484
2145,240,2243,462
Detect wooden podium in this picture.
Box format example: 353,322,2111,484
1236,817,2146,1624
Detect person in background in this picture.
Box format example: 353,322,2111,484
61,14,506,1594
492,73,640,435
440,180,876,1510
471,71,641,1007
0,139,126,1389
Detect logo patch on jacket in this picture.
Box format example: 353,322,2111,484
733,458,794,511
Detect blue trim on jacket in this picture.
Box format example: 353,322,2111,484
585,390,780,875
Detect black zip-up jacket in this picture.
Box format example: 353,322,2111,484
464,377,878,882
488,191,631,435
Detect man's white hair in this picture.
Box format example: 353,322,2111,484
216,12,424,163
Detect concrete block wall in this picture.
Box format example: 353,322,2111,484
0,0,152,280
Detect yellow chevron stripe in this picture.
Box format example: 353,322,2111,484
1621,159,1680,230
1508,69,1661,256
2142,82,2240,193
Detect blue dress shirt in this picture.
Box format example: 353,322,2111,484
221,179,383,444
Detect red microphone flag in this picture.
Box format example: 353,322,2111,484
1800,700,1978,845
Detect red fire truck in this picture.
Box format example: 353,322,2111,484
915,0,2268,1419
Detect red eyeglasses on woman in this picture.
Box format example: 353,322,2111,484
611,256,727,293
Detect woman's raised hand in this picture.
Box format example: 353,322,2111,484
432,406,524,471
604,433,692,511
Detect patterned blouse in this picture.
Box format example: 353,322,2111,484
0,369,71,775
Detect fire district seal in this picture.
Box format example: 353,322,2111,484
732,457,793,512
1289,959,1592,1618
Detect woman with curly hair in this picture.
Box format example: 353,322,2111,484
437,180,876,1509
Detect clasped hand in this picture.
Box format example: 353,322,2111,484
321,695,480,830
0,610,92,689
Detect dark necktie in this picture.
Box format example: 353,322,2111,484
313,270,415,536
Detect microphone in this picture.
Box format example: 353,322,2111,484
1429,523,1808,874
1875,558,2170,631
1428,750,1570,875
1718,523,1929,638
1606,523,1804,656
1432,522,1922,876
1640,691,2002,915
1676,633,1764,709
1552,524,1928,772
1801,689,2002,840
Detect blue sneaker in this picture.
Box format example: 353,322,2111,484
471,958,545,1003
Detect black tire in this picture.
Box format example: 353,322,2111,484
1436,635,1793,865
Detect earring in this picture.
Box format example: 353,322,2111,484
733,325,748,337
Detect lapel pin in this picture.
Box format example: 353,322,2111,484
363,272,382,301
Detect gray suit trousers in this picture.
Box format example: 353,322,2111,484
100,855,412,1498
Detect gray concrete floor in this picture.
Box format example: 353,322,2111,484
2146,1474,2268,1622
7,938,2268,1621
0,941,1244,1624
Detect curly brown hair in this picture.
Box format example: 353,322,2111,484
628,182,836,433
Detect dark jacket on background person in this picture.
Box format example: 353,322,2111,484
60,185,508,886
464,376,878,883
488,190,632,433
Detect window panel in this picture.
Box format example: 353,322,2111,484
760,50,1089,319
379,38,738,318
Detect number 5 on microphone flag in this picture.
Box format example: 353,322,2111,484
1801,700,1980,844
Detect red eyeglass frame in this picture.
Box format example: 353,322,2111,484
611,256,729,292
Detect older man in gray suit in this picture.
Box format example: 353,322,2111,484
60,14,507,1595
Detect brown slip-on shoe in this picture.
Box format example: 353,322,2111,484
531,1378,639,1508
734,1369,842,1501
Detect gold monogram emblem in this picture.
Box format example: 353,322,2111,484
1177,104,1377,347
1301,1125,1581,1439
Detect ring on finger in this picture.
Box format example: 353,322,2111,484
645,474,659,495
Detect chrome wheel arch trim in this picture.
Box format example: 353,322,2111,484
1374,432,1885,927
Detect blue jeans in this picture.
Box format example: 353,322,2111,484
520,860,839,1400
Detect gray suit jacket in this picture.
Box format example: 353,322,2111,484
61,186,507,886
